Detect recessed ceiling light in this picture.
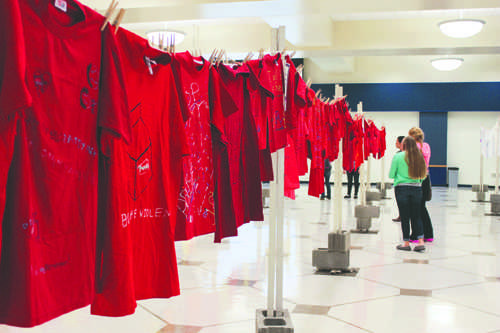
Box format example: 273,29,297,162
147,30,186,48
431,57,464,71
438,19,485,38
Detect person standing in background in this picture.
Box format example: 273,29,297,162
344,164,360,199
321,158,332,200
408,127,434,243
389,136,427,252
392,136,405,222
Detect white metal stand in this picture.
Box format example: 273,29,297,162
257,25,293,333
353,102,380,233
312,84,354,274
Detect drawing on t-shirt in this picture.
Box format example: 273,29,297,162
33,71,51,94
127,102,152,201
178,82,215,225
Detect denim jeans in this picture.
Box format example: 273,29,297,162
395,185,424,241
323,168,331,198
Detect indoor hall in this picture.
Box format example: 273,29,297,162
1,0,500,332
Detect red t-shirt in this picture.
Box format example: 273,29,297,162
307,98,326,197
0,0,130,327
217,64,246,227
0,0,32,264
173,52,238,243
91,29,187,317
247,54,286,153
245,59,274,181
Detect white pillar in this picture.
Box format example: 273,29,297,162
333,85,344,232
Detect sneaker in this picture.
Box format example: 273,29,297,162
413,245,425,252
320,196,325,200
392,216,401,222
326,196,331,200
344,195,351,199
353,195,358,199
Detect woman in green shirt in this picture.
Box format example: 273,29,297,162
389,136,428,252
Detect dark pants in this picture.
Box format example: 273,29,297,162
395,186,424,241
322,168,331,198
410,176,434,240
346,170,359,196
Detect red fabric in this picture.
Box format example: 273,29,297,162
259,148,274,182
217,64,245,228
343,114,364,172
247,55,286,153
377,127,387,158
307,98,326,197
0,1,130,327
293,77,309,175
284,132,300,199
91,29,186,317
0,0,31,264
173,52,238,243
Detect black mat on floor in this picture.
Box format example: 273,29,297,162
314,267,360,277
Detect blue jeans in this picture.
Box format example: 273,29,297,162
395,186,424,241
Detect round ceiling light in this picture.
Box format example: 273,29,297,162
147,30,185,48
438,19,485,38
430,57,464,71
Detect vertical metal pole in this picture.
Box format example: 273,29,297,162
267,27,278,315
275,25,286,312
333,85,343,232
496,124,500,194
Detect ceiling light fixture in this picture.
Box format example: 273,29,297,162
430,57,464,71
438,19,485,38
147,30,186,48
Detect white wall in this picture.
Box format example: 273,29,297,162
448,112,500,186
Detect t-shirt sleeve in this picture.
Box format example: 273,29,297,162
389,153,400,179
0,0,31,114
295,74,307,107
98,26,131,146
209,67,238,134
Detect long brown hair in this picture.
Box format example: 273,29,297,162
402,136,427,179
408,127,424,144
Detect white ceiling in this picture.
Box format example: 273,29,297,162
81,0,500,83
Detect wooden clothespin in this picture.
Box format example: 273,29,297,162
158,33,164,51
315,89,322,98
296,64,303,72
208,49,218,64
243,52,253,62
325,98,331,104
289,51,296,58
101,0,119,31
306,79,312,88
258,48,264,59
215,49,225,64
112,8,126,35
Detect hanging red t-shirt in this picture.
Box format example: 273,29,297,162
0,0,130,327
247,54,286,153
173,52,238,243
91,29,187,317
293,76,309,176
308,98,326,197
245,59,274,181
217,64,247,228
377,126,387,158
0,0,32,264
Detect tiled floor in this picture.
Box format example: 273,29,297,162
2,186,500,332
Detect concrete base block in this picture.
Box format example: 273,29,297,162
491,194,500,214
366,191,382,202
312,248,350,271
356,217,372,231
472,184,489,193
376,182,393,191
256,309,293,333
476,192,487,202
355,205,380,219
328,231,350,252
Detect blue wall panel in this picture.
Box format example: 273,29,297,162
419,112,448,185
311,82,500,112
